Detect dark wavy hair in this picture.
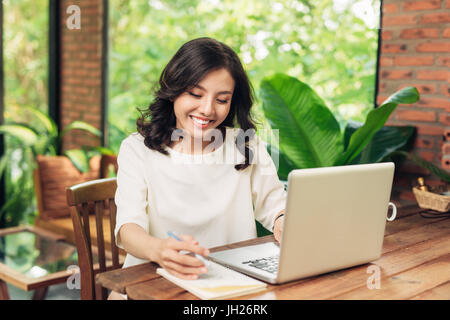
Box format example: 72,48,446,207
137,37,257,171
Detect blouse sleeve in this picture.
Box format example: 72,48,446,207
114,135,150,249
250,136,287,232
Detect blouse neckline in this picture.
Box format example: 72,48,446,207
165,127,232,159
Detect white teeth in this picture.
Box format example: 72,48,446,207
191,116,210,125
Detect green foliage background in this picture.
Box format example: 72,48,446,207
2,0,380,226
2,0,48,226
108,0,380,151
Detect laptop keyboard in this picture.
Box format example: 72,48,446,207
242,255,279,274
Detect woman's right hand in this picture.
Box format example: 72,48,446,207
152,235,210,280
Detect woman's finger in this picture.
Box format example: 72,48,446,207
165,267,199,280
275,229,282,243
170,239,210,257
163,260,207,276
273,217,284,243
165,248,206,267
179,234,198,244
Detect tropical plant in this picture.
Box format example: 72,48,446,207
0,107,103,173
0,107,104,227
259,73,450,182
343,121,450,181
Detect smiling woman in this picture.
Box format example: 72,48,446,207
108,38,287,301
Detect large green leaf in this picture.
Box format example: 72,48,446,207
266,144,296,181
344,121,416,164
392,151,450,182
358,126,415,164
343,120,362,151
86,146,115,156
63,149,90,173
381,87,420,105
335,87,419,165
260,74,343,168
0,124,39,147
33,136,52,156
60,121,102,138
58,121,102,155
0,121,55,156
0,154,8,178
23,106,58,138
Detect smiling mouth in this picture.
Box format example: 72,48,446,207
190,115,215,126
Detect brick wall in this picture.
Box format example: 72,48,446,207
60,0,105,151
378,0,450,202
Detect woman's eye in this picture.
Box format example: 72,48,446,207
188,92,201,98
188,91,228,104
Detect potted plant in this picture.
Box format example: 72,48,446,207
0,107,110,227
259,73,450,183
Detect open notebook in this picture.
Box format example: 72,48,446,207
156,261,267,300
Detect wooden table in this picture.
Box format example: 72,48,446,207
96,205,450,300
0,225,79,300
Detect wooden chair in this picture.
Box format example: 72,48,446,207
100,154,118,179
66,177,122,300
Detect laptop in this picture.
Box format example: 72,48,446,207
208,162,395,284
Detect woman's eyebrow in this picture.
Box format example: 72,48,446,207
194,84,233,95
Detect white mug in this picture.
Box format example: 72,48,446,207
387,202,397,221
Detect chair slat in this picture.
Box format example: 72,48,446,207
109,198,120,268
81,203,91,242
69,206,95,300
80,203,94,264
95,201,107,273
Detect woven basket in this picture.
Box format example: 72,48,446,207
412,185,450,213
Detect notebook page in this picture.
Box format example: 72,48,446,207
156,261,267,300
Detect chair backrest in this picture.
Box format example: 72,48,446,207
34,154,117,221
35,155,102,220
66,177,120,300
100,155,118,179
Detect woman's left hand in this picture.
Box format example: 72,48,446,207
273,214,284,243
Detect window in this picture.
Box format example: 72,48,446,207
1,0,49,226
108,0,381,152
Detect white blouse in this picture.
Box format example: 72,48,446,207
114,127,287,268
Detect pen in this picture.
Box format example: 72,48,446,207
167,231,209,267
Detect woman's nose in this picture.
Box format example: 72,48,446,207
198,98,214,116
